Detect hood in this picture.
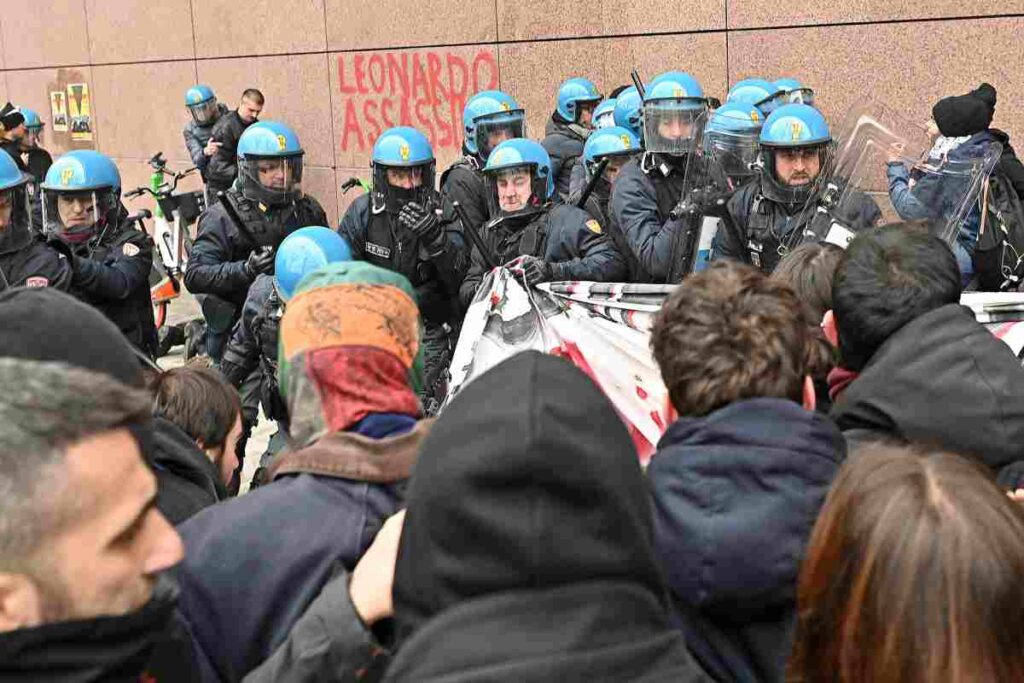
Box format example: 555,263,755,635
649,398,845,619
393,351,666,642
0,577,182,682
546,114,590,142
150,417,226,501
831,303,1024,471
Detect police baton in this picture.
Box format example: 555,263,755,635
452,201,498,269
576,157,610,211
631,69,646,99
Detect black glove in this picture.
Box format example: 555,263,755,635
244,247,275,279
398,201,444,248
519,256,555,285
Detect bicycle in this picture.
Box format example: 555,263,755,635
124,152,206,330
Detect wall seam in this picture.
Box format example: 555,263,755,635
321,0,340,220
187,0,200,82
493,0,501,90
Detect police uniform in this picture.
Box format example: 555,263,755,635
541,117,589,202
0,235,71,291
440,155,489,237
459,203,626,308
184,187,327,336
183,103,230,180
66,213,158,357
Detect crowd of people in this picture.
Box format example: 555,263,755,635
0,68,1023,682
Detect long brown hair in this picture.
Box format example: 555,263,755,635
788,445,1024,682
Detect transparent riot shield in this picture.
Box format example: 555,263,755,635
786,103,1001,252
663,110,722,281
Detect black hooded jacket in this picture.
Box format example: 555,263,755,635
151,417,228,526
386,351,711,682
831,303,1024,485
542,115,590,202
649,398,846,683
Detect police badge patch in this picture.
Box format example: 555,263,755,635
585,219,602,234
24,276,49,287
122,243,140,257
365,242,391,259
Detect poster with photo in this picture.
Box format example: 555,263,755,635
66,83,92,141
50,91,68,132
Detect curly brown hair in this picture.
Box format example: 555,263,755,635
651,261,809,417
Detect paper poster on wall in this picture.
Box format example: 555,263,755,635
66,83,92,141
50,91,68,132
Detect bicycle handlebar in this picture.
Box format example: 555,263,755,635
124,167,198,201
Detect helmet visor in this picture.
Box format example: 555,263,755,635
42,188,112,243
705,133,761,187
0,186,31,250
594,109,616,129
485,164,547,221
188,100,219,126
239,155,304,205
474,111,526,161
760,144,830,206
371,161,436,214
758,87,816,116
643,100,706,156
585,152,638,186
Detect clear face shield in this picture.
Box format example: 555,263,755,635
42,187,117,245
239,154,304,206
474,111,526,161
0,185,32,253
23,126,43,149
188,99,220,126
760,144,831,207
704,132,761,190
371,161,436,214
585,152,638,189
758,88,816,116
594,108,616,129
485,164,547,222
642,99,707,157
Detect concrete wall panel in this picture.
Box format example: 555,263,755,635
92,61,197,163
326,0,496,50
498,0,726,40
329,45,501,172
303,165,340,227
86,0,195,63
192,0,326,58
728,0,1024,29
3,0,89,69
197,53,335,167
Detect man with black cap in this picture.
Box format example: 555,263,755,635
0,103,27,173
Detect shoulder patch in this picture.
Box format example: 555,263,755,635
585,219,602,234
122,243,140,257
24,276,49,288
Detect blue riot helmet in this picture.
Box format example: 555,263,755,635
370,126,436,215
704,102,763,188
0,150,34,254
482,138,553,221
18,107,44,148
757,103,832,206
592,99,617,129
185,84,220,126
556,77,602,125
583,126,640,186
759,78,816,115
237,120,304,207
642,71,707,157
40,150,122,244
613,86,644,140
274,226,353,302
462,90,526,161
726,78,777,114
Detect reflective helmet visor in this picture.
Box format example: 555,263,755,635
239,154,304,206
643,100,705,156
474,111,526,161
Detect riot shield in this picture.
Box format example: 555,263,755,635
787,103,1001,252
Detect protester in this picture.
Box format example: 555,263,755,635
149,365,242,524
383,351,710,681
788,444,1024,682
771,242,843,411
825,223,1024,487
648,261,845,682
0,102,27,172
0,358,188,680
174,261,429,681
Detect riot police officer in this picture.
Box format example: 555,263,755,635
573,126,642,227
542,77,602,201
459,138,626,307
221,226,352,487
609,71,710,283
184,120,328,361
182,84,229,183
712,103,880,274
339,126,468,410
0,150,69,291
41,151,158,356
613,86,644,140
441,90,525,240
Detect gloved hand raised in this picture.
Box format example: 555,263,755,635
516,255,555,285
244,247,275,279
398,201,443,248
